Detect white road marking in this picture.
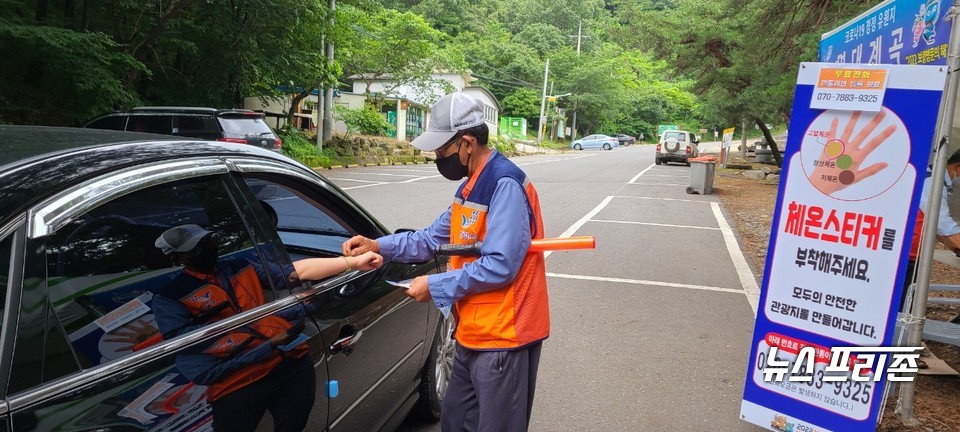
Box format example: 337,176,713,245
515,154,596,166
626,183,689,187
627,164,655,184
379,168,437,173
545,195,615,259
643,174,689,178
346,172,423,177
589,219,720,231
613,196,713,204
710,202,760,315
342,183,388,190
400,175,442,183
326,177,386,184
332,154,591,191
331,174,441,189
546,272,743,295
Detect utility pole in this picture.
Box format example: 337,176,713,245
537,58,550,145
316,35,325,150
576,20,582,55
321,0,335,145
548,81,554,140
899,4,960,424
571,20,582,142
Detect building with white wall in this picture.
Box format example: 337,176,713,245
462,86,501,138
244,71,501,142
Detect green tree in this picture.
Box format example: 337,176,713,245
501,89,541,120
0,0,335,125
619,0,876,163
338,5,464,107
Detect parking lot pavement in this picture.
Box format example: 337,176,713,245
326,146,762,431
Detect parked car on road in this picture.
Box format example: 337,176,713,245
84,106,282,152
615,134,636,146
571,134,619,150
0,126,452,432
655,129,700,166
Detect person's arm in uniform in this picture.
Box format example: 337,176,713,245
426,178,531,311
377,207,452,263
921,174,960,250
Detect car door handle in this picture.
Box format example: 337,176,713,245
330,326,362,355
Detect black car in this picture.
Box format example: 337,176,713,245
615,134,636,146
84,107,283,152
0,126,453,431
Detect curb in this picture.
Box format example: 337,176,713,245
313,159,430,170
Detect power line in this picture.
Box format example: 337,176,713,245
470,72,535,90
464,54,537,87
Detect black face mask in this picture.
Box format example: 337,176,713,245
436,140,469,180
184,236,220,272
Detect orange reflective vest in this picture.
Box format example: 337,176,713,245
450,151,550,350
177,263,307,402
910,210,923,261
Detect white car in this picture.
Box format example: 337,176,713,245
655,130,700,166
571,134,619,150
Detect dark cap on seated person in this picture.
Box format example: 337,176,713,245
155,224,212,256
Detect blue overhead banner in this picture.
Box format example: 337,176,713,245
819,0,951,65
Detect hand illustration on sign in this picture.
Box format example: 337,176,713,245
102,318,159,353
807,110,897,197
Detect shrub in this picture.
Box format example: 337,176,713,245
489,135,517,156
333,105,394,136
279,129,334,168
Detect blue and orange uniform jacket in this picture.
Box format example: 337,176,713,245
379,150,550,350
153,259,307,402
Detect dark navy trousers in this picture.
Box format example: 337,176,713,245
441,341,543,432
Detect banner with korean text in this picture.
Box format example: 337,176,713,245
740,63,945,432
819,0,951,66
722,127,735,149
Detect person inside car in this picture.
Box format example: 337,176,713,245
153,224,382,432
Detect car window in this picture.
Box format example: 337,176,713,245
128,115,173,135
664,131,685,142
85,115,126,131
219,116,275,138
245,177,356,257
0,235,11,332
9,175,289,393
172,115,221,140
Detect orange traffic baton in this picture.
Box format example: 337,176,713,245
434,236,596,257
528,236,596,252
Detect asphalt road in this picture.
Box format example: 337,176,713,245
322,145,764,431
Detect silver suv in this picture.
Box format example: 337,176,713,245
655,130,700,166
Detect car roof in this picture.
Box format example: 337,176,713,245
0,126,297,227
99,107,264,117
130,106,218,114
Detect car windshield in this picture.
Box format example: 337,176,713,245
219,116,274,137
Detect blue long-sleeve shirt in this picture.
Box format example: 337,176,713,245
378,177,532,311
920,171,960,236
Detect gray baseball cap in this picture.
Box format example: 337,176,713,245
411,92,486,151
156,224,211,255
